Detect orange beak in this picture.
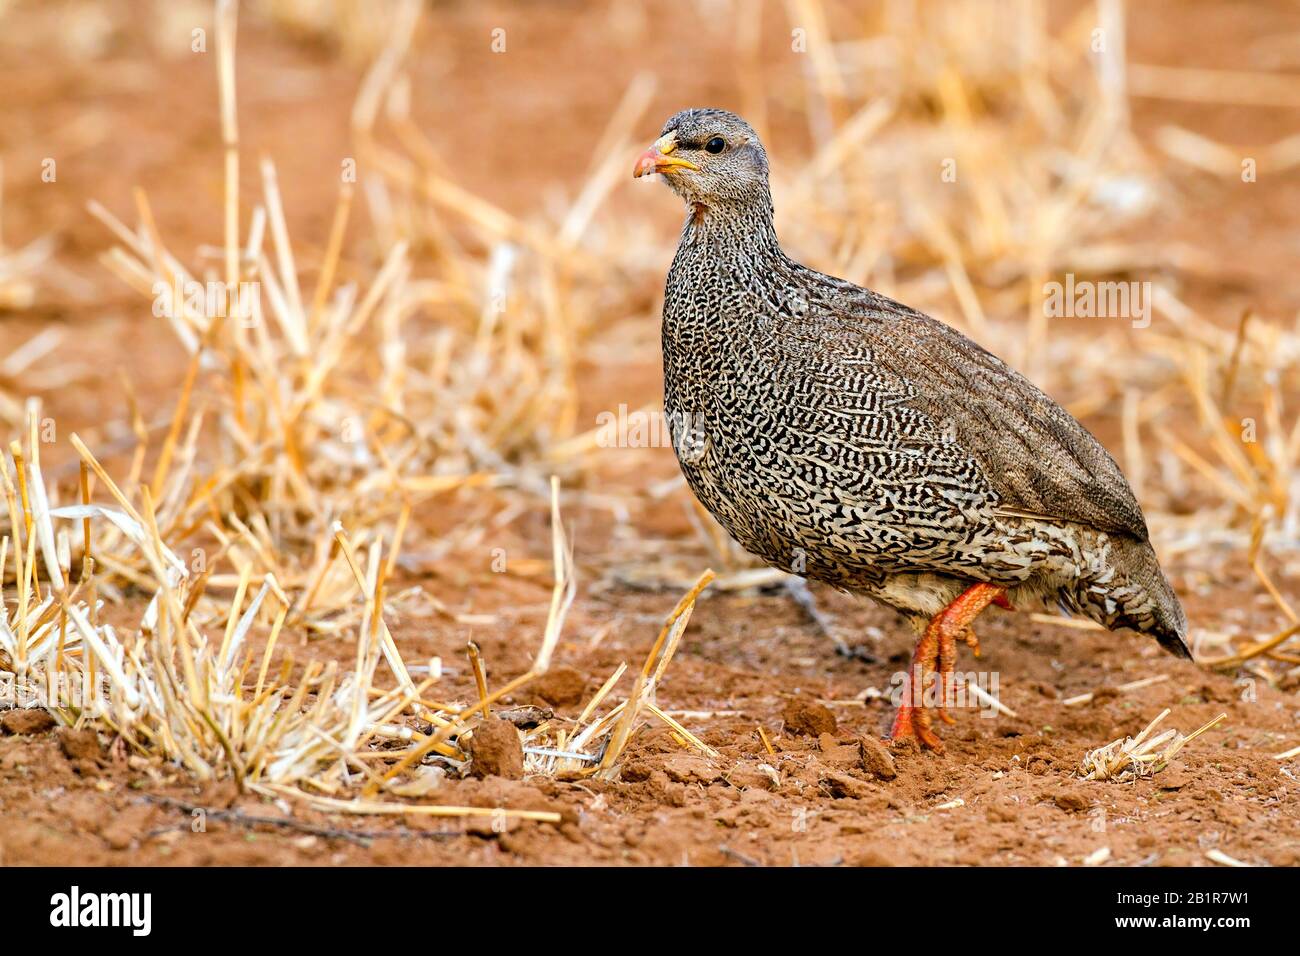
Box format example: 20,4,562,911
633,133,698,178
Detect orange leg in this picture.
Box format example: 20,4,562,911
889,583,1009,752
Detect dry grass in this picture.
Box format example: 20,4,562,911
0,0,711,817
0,412,712,814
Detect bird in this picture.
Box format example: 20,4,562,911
633,108,1190,751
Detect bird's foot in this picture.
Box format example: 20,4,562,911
888,621,948,751
889,698,945,751
886,583,1008,752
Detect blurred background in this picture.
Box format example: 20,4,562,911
0,0,1298,865
3,0,1298,615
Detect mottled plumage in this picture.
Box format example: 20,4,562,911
639,108,1190,665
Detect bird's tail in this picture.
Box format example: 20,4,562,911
1147,581,1191,660
1114,539,1192,660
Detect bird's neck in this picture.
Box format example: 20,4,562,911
677,193,781,259
664,191,790,354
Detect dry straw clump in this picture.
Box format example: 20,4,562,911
0,414,713,816
1079,708,1227,782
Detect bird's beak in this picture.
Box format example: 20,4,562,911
633,133,698,178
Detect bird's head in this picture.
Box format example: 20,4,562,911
633,108,771,214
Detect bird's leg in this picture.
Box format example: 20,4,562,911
784,576,830,634
889,583,1008,751
784,576,877,662
963,592,1013,658
935,621,959,726
889,615,944,749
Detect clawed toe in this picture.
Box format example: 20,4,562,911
888,703,945,752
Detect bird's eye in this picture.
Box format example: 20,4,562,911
704,137,726,154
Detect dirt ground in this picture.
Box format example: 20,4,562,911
1,0,1298,866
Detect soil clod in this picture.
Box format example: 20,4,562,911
467,718,524,780
0,709,56,736
532,667,588,707
782,698,837,737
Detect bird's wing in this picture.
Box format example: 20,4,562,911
786,279,1150,542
